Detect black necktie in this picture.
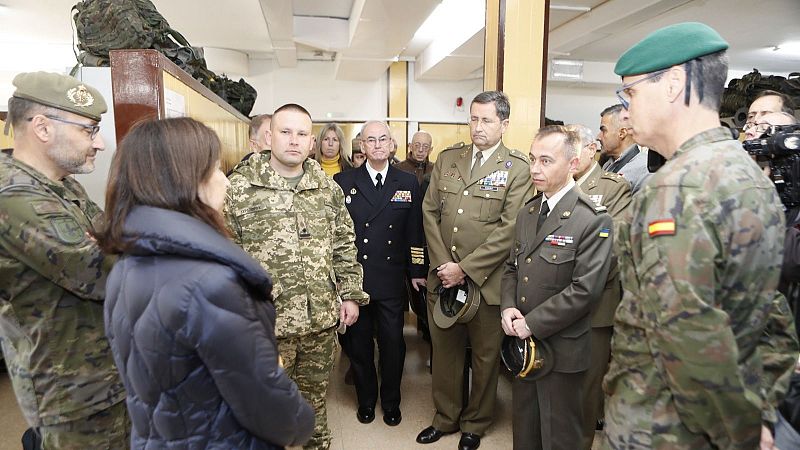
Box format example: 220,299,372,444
375,173,383,190
537,201,549,231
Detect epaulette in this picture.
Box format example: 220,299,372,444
600,171,626,183
441,142,466,152
507,149,529,162
577,193,607,214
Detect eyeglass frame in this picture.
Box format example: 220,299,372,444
26,115,101,140
615,69,668,110
362,135,392,147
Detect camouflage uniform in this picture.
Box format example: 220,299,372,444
0,151,127,446
603,128,798,449
226,151,368,450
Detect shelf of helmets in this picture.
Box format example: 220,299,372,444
109,49,250,174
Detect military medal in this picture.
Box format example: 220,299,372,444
350,188,357,195
345,195,352,204
545,234,574,246
505,160,513,168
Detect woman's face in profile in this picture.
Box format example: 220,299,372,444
321,129,340,159
198,161,230,212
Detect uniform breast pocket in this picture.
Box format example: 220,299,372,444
538,246,576,289
474,189,504,222
437,180,461,216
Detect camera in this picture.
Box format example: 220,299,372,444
744,124,800,208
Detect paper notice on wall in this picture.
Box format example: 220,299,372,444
164,89,186,118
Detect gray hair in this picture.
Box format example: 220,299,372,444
472,91,511,121
565,124,595,147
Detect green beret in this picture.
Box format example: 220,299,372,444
615,22,729,76
12,71,107,121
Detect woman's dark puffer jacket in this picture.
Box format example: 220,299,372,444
104,206,314,449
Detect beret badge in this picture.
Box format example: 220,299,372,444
66,85,94,108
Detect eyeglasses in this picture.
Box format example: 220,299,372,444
615,69,668,110
27,115,101,139
363,135,391,147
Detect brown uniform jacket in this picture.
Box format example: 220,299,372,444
395,158,433,186
501,186,613,372
577,163,632,327
423,142,532,304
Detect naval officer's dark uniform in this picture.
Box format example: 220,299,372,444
334,164,425,415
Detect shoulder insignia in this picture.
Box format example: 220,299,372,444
442,141,466,152
600,172,625,182
508,149,529,163
51,216,85,245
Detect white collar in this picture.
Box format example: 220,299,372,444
365,160,389,185
472,140,502,163
542,178,576,215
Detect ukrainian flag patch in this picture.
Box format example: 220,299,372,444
599,228,610,238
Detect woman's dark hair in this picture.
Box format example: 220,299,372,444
96,117,230,254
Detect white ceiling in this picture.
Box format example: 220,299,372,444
0,0,797,83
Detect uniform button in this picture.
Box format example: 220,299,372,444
451,245,457,251
551,254,557,260
453,227,458,232
386,256,391,260
444,186,448,191
523,276,529,283
365,223,370,227
526,258,531,263
363,238,369,243
389,225,393,229
363,255,368,260
485,194,490,198
521,296,526,303
463,190,469,196
457,208,464,214
387,240,392,245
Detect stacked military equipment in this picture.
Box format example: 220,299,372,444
72,0,257,116
721,69,800,126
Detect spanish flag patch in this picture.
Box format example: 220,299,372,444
648,219,676,237
598,228,610,238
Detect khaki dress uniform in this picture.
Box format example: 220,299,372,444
422,142,532,436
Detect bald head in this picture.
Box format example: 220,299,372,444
409,130,432,162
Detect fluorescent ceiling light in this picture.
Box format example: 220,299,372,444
773,41,800,57
413,0,485,42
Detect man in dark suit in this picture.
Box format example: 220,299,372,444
417,91,533,450
333,120,426,428
501,125,613,450
568,124,632,449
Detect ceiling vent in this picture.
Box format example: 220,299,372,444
550,59,583,80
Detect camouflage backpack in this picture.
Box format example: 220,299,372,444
72,0,256,116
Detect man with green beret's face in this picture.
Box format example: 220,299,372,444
0,71,129,447
603,23,798,449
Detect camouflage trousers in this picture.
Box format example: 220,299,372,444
278,327,337,450
40,400,130,449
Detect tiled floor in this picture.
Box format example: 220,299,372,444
0,316,601,449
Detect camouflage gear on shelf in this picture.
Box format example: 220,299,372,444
603,128,798,449
0,151,124,428
277,329,338,450
40,400,130,450
225,151,368,339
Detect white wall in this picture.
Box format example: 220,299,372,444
545,84,619,134
408,65,483,124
